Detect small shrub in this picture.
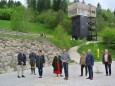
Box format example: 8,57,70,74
100,28,115,49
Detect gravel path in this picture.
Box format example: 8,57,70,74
0,46,115,86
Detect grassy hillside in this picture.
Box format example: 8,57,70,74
0,20,53,35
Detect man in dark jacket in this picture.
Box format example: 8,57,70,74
17,49,26,78
29,52,36,75
36,50,45,78
102,49,112,76
86,49,94,80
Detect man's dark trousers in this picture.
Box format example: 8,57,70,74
87,66,93,78
63,62,68,78
105,62,111,75
81,65,87,76
38,68,43,76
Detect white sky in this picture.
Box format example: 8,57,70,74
70,0,115,11
14,0,115,11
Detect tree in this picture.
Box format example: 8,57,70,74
44,0,51,10
53,0,67,12
11,6,28,32
0,0,7,8
15,1,22,6
27,0,36,10
37,0,44,13
53,0,59,11
61,0,67,12
97,3,102,15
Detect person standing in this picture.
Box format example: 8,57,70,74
86,49,94,80
102,49,112,76
52,52,63,77
79,51,87,76
36,50,45,78
17,49,26,78
61,48,70,80
29,52,36,75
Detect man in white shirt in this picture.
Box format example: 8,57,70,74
102,49,112,76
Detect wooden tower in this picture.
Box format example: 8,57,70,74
68,2,97,40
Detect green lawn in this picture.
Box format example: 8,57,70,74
78,43,115,62
0,20,11,29
0,20,53,35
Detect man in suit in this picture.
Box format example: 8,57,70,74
17,49,26,78
86,49,94,80
102,49,112,76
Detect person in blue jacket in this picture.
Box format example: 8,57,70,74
86,49,94,80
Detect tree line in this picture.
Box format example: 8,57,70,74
27,0,68,13
0,0,22,8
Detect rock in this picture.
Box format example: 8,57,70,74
0,37,61,72
0,63,3,68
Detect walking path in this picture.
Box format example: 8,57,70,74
0,46,115,86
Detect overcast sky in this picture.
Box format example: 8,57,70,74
14,0,115,11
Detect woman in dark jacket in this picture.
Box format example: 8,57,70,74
36,50,45,78
52,52,63,77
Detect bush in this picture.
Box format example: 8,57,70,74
51,25,85,50
11,6,28,32
61,14,72,34
51,25,71,50
36,10,72,33
0,8,12,20
36,11,58,29
100,28,115,49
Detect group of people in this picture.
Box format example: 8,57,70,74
17,50,45,78
17,48,112,80
79,49,112,80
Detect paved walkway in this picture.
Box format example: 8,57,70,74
68,46,80,63
0,46,115,86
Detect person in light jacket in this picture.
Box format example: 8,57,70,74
61,48,70,80
102,49,112,76
79,51,87,76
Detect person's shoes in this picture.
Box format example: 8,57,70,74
64,77,68,80
39,76,42,78
90,78,93,80
22,75,25,78
86,77,91,79
66,77,68,80
106,74,108,76
109,74,111,76
18,76,21,78
64,77,66,80
57,74,58,77
60,75,63,77
79,75,83,77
